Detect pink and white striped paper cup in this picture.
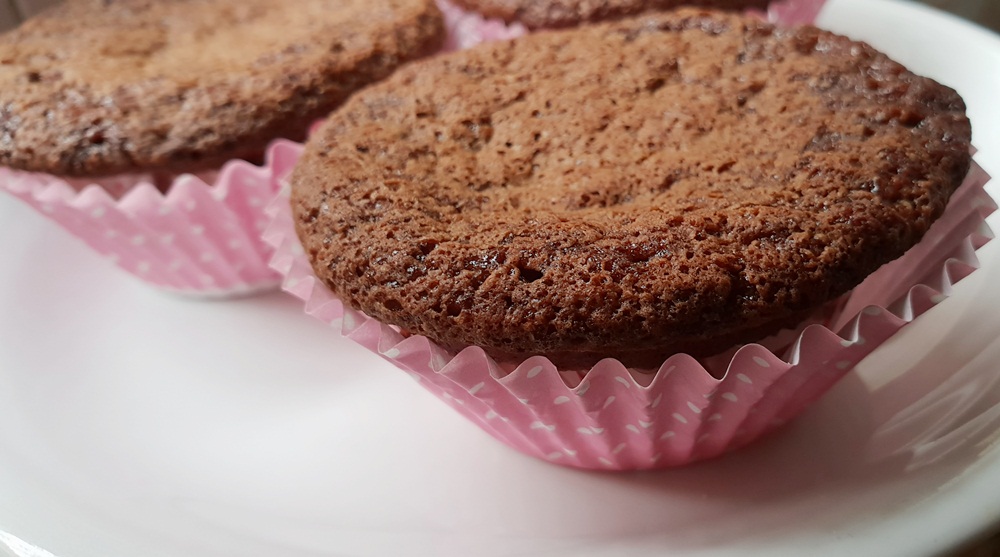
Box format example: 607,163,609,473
0,141,307,297
264,141,994,471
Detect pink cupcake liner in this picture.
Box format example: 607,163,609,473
438,0,827,42
0,140,307,297
438,0,527,51
767,0,827,25
263,140,994,470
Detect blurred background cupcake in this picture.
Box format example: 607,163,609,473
0,0,445,295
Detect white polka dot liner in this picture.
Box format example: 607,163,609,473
266,161,992,470
0,140,306,297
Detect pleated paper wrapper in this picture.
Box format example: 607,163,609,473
0,142,306,297
264,140,994,471
436,0,829,42
766,0,828,25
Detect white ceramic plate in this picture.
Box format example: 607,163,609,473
2,1,1000,555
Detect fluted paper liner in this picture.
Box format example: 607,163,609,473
0,141,316,296
438,0,527,50
767,0,827,25
437,0,828,40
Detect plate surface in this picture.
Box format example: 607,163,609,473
2,0,1000,556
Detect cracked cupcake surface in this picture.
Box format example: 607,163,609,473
0,0,445,178
291,9,971,368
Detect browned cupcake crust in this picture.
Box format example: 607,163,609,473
292,10,972,368
450,0,768,28
0,0,445,177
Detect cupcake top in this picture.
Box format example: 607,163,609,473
449,0,768,28
291,9,972,368
0,0,445,177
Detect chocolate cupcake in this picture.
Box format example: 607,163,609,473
271,10,993,468
0,0,445,180
293,9,970,366
0,0,445,295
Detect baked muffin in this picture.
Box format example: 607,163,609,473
0,0,444,295
291,9,972,368
272,9,992,469
0,0,445,180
